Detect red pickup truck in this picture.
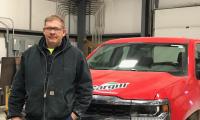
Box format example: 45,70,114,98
83,37,200,120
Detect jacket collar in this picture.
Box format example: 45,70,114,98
38,36,71,55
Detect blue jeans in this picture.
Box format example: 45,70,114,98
66,115,72,120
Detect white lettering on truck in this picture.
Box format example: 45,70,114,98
93,82,129,91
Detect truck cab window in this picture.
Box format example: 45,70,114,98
195,44,200,79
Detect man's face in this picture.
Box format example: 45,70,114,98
43,20,66,48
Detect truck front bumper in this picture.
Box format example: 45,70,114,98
83,95,170,120
81,112,169,120
81,115,130,120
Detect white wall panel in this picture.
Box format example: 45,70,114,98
31,0,56,31
68,15,77,34
104,0,141,34
154,6,200,39
89,15,95,34
86,15,90,34
64,15,71,34
154,27,200,39
0,34,7,76
159,0,200,9
0,64,1,77
0,0,29,29
0,34,6,59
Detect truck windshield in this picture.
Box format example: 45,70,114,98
87,43,187,76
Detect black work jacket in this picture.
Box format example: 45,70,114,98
8,36,93,120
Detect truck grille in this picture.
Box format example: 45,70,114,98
83,95,170,120
86,103,131,116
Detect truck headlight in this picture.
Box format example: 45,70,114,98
130,99,170,120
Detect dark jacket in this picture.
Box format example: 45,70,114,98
8,36,93,120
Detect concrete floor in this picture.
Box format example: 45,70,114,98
0,112,6,120
0,106,6,120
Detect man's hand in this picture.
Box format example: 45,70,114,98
11,117,22,120
71,112,78,120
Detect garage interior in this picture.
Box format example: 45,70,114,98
1,0,200,119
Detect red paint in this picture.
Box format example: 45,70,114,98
87,37,200,120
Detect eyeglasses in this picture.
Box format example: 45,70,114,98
43,27,63,32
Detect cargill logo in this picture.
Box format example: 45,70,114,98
93,82,129,91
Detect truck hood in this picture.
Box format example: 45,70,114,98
91,70,184,99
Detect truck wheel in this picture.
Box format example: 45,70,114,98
187,111,200,120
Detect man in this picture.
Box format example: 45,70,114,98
8,15,93,120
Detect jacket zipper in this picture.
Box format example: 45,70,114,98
40,50,48,120
39,47,65,120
